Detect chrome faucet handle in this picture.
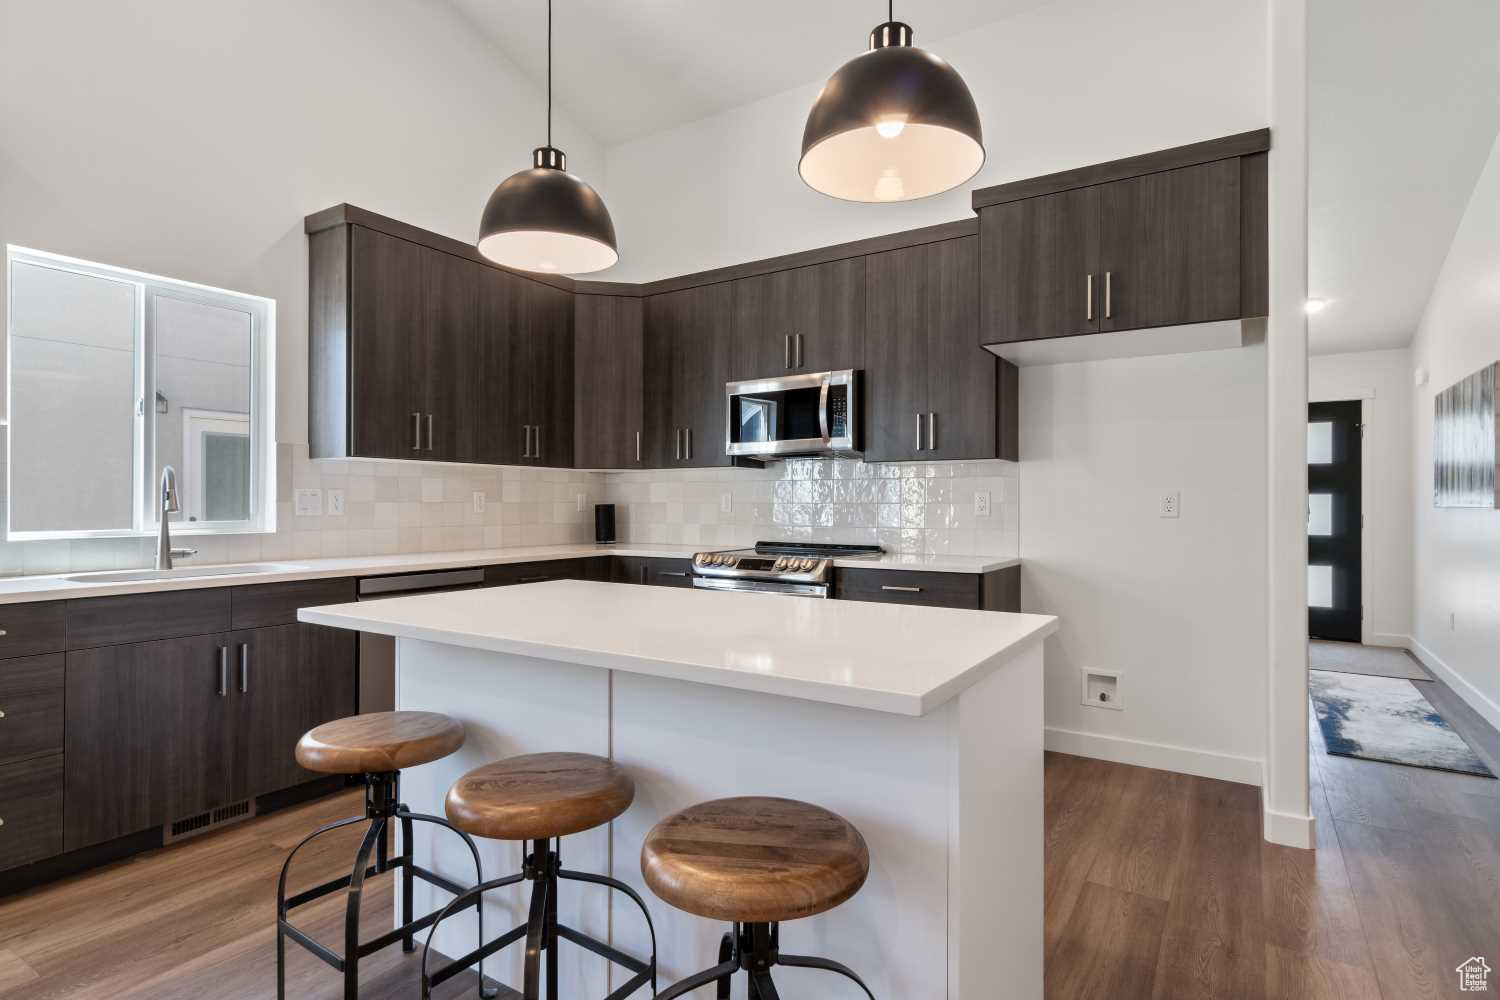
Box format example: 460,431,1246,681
170,547,197,559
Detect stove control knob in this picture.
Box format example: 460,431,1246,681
694,554,708,566
712,554,726,566
726,556,738,567
774,558,787,571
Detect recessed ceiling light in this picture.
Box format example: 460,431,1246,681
1304,298,1330,315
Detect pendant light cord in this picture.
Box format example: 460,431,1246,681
547,0,553,146
888,0,893,21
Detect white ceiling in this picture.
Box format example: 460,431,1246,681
447,0,1050,147
1309,0,1500,355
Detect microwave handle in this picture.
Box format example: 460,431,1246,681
818,376,831,442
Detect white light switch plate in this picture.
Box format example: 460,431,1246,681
326,489,346,516
973,491,991,516
294,489,323,517
720,492,733,514
472,491,486,514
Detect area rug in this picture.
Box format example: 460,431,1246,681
1309,640,1431,681
1309,670,1495,777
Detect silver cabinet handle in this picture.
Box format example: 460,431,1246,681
796,333,804,368
1086,274,1094,321
522,425,532,459
1104,271,1113,319
217,646,228,697
412,412,422,450
660,571,689,577
685,427,692,462
535,424,542,461
882,585,923,593
785,334,792,369
916,412,924,451
238,642,249,693
424,413,434,451
0,710,7,720
0,629,9,637
635,430,641,463
0,817,5,828
928,412,937,451
675,428,683,461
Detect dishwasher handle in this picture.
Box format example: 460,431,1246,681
358,567,486,596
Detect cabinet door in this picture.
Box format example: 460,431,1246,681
234,623,356,798
640,297,675,468
574,295,643,469
477,264,528,465
64,634,232,850
979,185,1099,344
349,227,423,458
649,284,732,468
1098,158,1241,332
863,243,930,463
925,236,996,461
524,281,576,468
421,249,481,463
731,259,865,379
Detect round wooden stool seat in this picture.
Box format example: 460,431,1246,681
640,796,869,924
294,711,465,775
445,752,635,842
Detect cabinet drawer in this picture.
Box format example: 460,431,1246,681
612,556,694,588
0,754,63,871
833,569,980,609
0,602,66,659
485,559,591,587
0,654,64,764
66,588,231,649
231,577,356,629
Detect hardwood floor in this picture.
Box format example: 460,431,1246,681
3,672,1496,999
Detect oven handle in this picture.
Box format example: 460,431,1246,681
818,376,831,442
691,576,829,599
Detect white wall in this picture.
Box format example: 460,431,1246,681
1408,127,1500,730
1023,347,1268,783
1308,349,1413,646
601,0,1268,283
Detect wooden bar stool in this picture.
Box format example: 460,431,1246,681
421,752,657,1000
276,711,497,1000
642,796,876,1000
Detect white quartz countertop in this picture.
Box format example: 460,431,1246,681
0,544,1018,606
299,579,1055,716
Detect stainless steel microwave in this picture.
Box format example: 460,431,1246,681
725,370,859,459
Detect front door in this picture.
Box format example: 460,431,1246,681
1307,401,1363,642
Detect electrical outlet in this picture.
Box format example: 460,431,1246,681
576,493,587,513
1082,669,1122,711
974,490,992,516
720,492,733,514
472,491,486,515
1159,491,1180,518
294,489,323,517
326,489,346,516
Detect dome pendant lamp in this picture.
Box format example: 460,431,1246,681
799,2,985,203
477,0,617,273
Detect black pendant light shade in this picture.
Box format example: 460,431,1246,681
800,19,984,202
478,145,618,274
476,0,618,274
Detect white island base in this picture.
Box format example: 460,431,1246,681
301,581,1052,1000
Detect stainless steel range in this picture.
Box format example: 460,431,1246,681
691,541,883,598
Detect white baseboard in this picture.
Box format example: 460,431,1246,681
1262,788,1316,849
1368,632,1411,649
1044,727,1263,786
1406,634,1500,733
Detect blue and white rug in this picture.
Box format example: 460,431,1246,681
1309,670,1495,777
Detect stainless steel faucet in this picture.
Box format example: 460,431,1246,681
155,466,197,571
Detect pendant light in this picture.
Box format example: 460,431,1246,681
477,0,617,274
799,2,985,203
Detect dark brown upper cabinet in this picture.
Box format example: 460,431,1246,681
974,129,1269,345
865,236,1017,463
521,281,576,468
574,294,644,469
730,258,864,379
644,283,733,468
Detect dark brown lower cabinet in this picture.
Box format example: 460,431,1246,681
834,565,1020,612
485,558,596,587
0,653,64,763
0,755,63,871
611,556,695,588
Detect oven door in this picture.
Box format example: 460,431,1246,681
692,576,829,598
725,370,858,458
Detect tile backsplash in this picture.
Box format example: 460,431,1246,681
605,457,1020,557
0,447,1018,577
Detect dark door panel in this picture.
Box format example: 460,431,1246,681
925,236,994,461
349,227,422,458
526,281,576,467
980,186,1099,343
575,295,644,469
1308,400,1362,642
864,243,929,463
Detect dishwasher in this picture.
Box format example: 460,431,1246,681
356,567,486,713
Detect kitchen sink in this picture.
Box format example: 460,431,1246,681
63,563,309,584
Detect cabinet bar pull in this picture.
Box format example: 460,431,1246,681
675,428,683,461
217,646,228,697
0,629,9,637
518,575,550,583
522,425,532,459
916,412,924,451
928,412,937,451
685,427,692,462
238,643,249,693
796,333,804,369
785,334,792,369
0,710,7,720
535,424,542,460
412,412,422,450
660,571,689,577
882,585,923,593
1086,274,1094,321
1104,271,1113,319
424,413,434,451
635,430,641,463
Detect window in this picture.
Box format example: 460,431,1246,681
6,246,275,539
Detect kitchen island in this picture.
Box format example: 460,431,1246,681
299,580,1056,1000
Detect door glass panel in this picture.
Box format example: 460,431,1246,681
1308,564,1334,608
1308,493,1333,536
1307,421,1333,464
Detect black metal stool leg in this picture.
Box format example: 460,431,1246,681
344,816,387,1000
404,809,499,998
522,866,550,1000
749,969,781,1000
276,812,365,1000
716,929,735,1000
400,811,416,952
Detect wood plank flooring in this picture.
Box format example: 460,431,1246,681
1,663,1496,999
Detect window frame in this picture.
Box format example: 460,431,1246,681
5,245,276,541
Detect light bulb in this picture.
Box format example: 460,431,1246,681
874,116,907,139
873,169,905,201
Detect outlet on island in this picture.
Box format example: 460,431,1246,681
1082,669,1122,711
